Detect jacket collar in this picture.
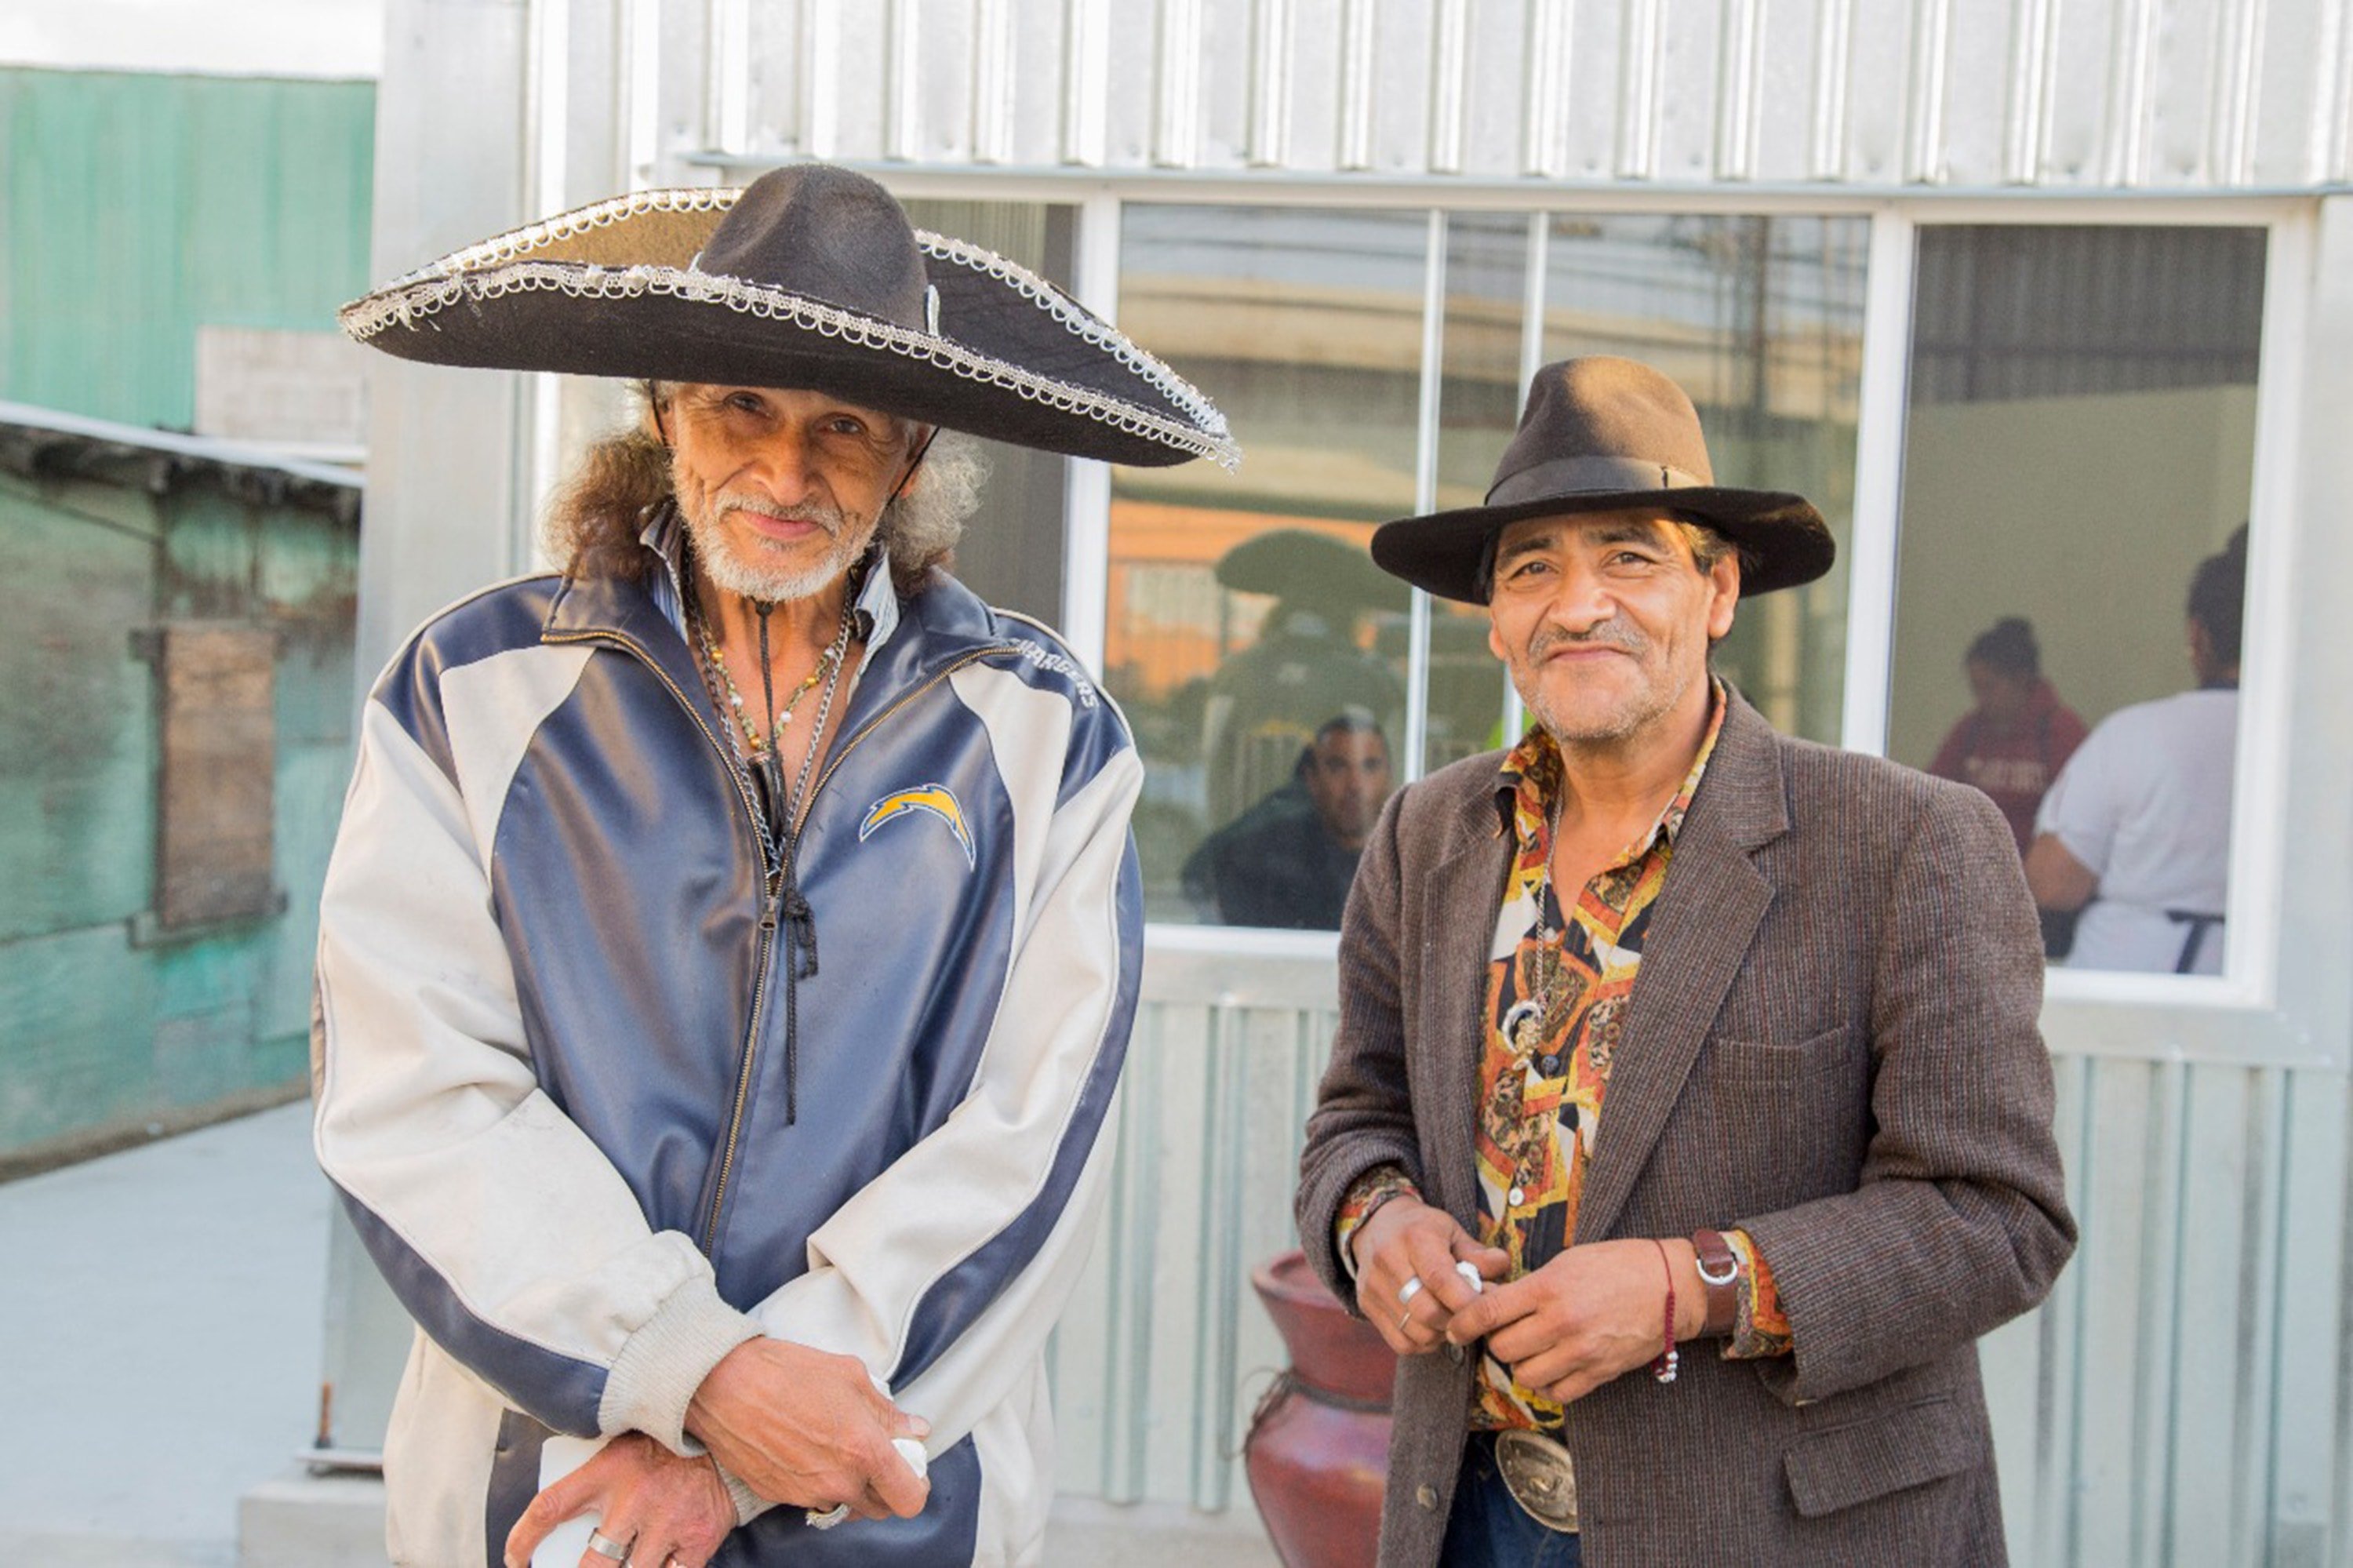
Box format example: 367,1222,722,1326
1573,689,1788,1243
539,508,1020,754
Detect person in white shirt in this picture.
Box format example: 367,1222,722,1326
2027,528,2246,974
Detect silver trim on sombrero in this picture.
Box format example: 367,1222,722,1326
371,187,736,292
915,231,1225,433
342,187,1239,469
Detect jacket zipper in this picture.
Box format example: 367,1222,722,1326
552,624,1018,1256
541,625,782,1255
695,643,1014,1247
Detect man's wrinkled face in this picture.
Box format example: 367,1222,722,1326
1303,727,1393,850
1485,508,1739,750
664,384,916,603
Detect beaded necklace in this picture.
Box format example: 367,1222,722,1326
685,588,846,760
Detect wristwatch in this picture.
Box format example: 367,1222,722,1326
1691,1228,1740,1338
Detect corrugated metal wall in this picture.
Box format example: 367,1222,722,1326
618,0,2353,191
0,68,376,431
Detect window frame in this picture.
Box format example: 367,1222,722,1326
872,172,2320,1057
1873,198,2309,1050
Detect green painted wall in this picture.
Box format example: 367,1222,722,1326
0,460,357,1158
0,67,376,429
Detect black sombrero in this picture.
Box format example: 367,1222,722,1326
1370,356,1831,602
340,162,1238,470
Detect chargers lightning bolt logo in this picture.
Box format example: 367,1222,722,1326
859,783,976,869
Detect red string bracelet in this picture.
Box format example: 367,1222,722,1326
1650,1239,1679,1384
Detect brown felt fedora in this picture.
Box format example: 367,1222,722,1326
341,162,1237,470
1370,356,1833,602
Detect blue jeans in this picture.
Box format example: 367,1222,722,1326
1438,1432,1584,1568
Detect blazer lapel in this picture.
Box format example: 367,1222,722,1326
1574,695,1788,1245
1417,789,1514,1231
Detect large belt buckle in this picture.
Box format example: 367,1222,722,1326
1493,1428,1579,1533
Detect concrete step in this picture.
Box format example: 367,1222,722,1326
238,1469,1287,1567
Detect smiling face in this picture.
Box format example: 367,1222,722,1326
664,383,919,604
1485,508,1740,752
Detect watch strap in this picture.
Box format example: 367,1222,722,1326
1691,1228,1740,1338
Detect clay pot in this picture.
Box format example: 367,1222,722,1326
1245,1249,1397,1568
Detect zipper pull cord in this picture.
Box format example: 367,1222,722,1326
755,603,808,1125
776,842,817,1126
753,588,853,1126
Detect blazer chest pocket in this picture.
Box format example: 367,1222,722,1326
1703,1022,1863,1096
1697,1024,1870,1194
1783,1394,1979,1517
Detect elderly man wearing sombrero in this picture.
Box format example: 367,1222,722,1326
313,165,1233,1568
1296,357,2074,1566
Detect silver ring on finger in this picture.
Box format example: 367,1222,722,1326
585,1529,632,1561
1395,1303,1416,1333
1396,1275,1424,1307
806,1503,851,1530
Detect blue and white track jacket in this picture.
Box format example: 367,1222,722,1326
312,544,1144,1566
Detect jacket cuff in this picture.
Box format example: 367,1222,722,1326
718,1463,774,1527
598,1276,762,1453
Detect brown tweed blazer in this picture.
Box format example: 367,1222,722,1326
1296,693,2075,1568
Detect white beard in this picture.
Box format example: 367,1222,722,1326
682,490,876,605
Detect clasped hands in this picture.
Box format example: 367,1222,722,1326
503,1337,930,1568
1351,1195,1705,1406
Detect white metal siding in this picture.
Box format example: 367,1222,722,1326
623,0,2353,191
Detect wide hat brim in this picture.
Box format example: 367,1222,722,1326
1214,527,1394,606
340,185,1238,470
1373,482,1834,604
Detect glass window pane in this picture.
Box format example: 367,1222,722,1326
1889,224,2262,977
1537,215,1868,743
1426,212,1530,774
898,199,1076,627
1109,206,1421,929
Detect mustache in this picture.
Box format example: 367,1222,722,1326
1529,622,1645,658
715,492,848,535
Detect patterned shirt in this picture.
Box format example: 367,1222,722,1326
1337,681,1791,1432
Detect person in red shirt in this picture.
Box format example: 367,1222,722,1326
1928,617,2089,855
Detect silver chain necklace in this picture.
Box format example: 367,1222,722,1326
683,563,856,842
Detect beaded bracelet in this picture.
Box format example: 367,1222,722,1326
1650,1239,1679,1384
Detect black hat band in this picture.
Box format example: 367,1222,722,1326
1486,455,1707,509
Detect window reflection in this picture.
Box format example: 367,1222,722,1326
1889,224,2264,975
1108,206,1420,926
1427,213,1535,773
1182,708,1393,929
1110,205,1869,931
1529,214,1865,742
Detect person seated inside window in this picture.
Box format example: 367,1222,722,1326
1927,616,2087,856
1183,710,1394,930
2028,527,2246,975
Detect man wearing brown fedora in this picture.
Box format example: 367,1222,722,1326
312,164,1234,1566
1296,356,2074,1566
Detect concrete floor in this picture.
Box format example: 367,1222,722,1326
2,1102,329,1567
2,1104,1282,1567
